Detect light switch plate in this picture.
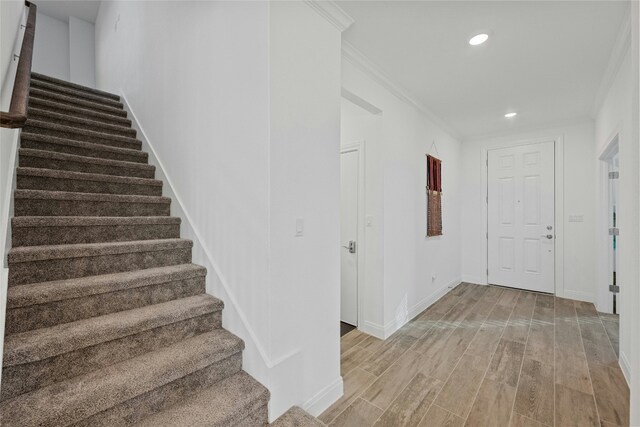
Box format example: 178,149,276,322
295,218,304,236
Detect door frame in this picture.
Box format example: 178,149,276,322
596,126,621,313
340,141,366,329
340,140,366,329
481,136,565,296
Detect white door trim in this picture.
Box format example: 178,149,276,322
480,136,565,297
341,141,366,329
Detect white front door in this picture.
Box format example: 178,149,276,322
340,149,359,326
488,141,555,293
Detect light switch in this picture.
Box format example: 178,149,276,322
295,218,304,237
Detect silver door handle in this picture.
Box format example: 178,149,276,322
342,240,356,253
541,234,553,239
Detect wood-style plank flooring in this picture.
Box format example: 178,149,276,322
321,283,629,427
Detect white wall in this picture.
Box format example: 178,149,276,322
0,0,27,392
631,3,639,422
342,61,462,338
32,12,70,80
268,1,342,415
32,11,95,87
69,16,95,88
95,0,342,419
95,0,272,405
461,121,597,303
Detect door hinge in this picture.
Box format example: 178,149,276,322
609,171,619,179
609,228,619,236
486,232,488,239
486,158,488,166
486,268,489,276
486,194,488,204
609,285,620,293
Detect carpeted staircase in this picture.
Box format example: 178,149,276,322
0,72,285,426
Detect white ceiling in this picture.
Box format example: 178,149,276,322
338,1,630,139
34,0,101,23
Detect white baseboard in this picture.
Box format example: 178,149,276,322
563,289,594,303
360,321,385,339
407,278,462,321
359,278,462,340
461,274,485,285
303,376,344,417
620,351,631,386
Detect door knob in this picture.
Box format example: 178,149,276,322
342,240,356,253
541,234,553,239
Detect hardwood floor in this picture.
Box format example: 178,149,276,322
320,283,630,427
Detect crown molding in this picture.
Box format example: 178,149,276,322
592,7,632,117
342,41,462,141
304,1,354,32
462,116,593,143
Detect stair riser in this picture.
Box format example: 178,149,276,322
29,110,136,138
72,353,243,427
17,174,163,197
24,125,142,151
12,222,179,247
21,138,148,164
19,153,155,179
30,90,127,117
1,313,221,401
31,80,123,108
8,247,191,286
6,276,205,334
29,97,131,126
15,197,170,217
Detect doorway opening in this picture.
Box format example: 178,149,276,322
598,134,620,314
340,143,363,335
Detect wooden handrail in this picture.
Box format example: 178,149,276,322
0,1,37,129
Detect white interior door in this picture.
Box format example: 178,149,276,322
488,141,555,293
340,149,359,326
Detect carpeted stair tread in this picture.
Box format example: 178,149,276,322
19,148,155,178
12,215,180,246
3,294,223,366
14,189,171,217
272,407,323,427
31,72,121,101
133,371,269,427
17,167,162,188
17,166,163,196
8,238,191,263
29,96,131,125
7,263,204,309
24,119,142,150
30,87,128,117
0,330,244,427
29,107,137,137
20,132,148,163
31,78,123,107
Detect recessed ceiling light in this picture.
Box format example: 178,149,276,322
469,33,489,46
505,112,517,118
